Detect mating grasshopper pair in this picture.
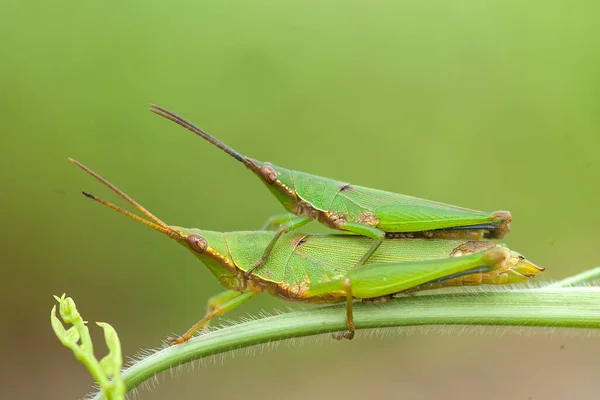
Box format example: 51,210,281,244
70,106,543,343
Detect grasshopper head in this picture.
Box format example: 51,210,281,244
169,227,239,283
168,227,230,263
243,158,298,213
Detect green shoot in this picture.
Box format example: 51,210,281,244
51,294,125,400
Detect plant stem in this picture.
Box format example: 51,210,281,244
545,266,600,288
91,287,600,400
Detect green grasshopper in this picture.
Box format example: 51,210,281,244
149,105,512,277
69,158,542,343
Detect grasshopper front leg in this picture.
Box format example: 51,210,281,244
199,290,242,333
244,215,312,278
168,291,255,344
260,213,298,230
306,247,509,340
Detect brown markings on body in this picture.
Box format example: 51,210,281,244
295,200,320,219
318,210,380,230
321,212,346,229
361,294,394,304
449,240,496,257
290,234,309,249
357,211,379,227
270,280,344,304
386,229,486,240
490,210,512,238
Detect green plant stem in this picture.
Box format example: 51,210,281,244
546,266,600,288
92,287,600,400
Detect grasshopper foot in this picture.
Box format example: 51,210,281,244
167,335,190,345
332,331,355,340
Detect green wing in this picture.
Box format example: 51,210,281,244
231,232,495,292
225,232,349,294
292,170,499,232
293,234,477,265
373,203,496,231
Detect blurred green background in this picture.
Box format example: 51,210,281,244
1,1,599,399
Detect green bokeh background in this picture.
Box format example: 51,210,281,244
2,1,599,399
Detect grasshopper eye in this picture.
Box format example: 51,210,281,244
260,165,278,184
187,234,207,253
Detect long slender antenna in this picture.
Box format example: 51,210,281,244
149,104,246,163
68,158,169,229
81,191,173,236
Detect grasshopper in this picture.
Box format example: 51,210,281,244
149,105,512,277
69,158,542,343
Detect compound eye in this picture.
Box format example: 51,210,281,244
187,234,208,253
260,165,278,184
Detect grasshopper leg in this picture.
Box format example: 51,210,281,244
206,290,242,310
199,290,241,333
341,222,386,267
245,216,312,278
260,213,298,231
332,278,355,340
168,291,255,344
307,248,510,339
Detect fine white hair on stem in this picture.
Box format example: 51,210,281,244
86,282,600,400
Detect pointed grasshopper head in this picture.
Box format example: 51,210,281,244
68,158,238,282
149,105,299,213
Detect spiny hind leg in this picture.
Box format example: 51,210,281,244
168,291,255,345
310,248,510,341
341,221,385,267
245,215,312,278
260,213,298,230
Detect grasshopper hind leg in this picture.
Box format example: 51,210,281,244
307,247,513,341
331,280,396,340
332,278,356,340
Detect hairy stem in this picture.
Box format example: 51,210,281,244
91,287,600,400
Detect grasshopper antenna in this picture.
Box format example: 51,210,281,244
80,191,175,236
68,158,170,230
149,104,246,163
